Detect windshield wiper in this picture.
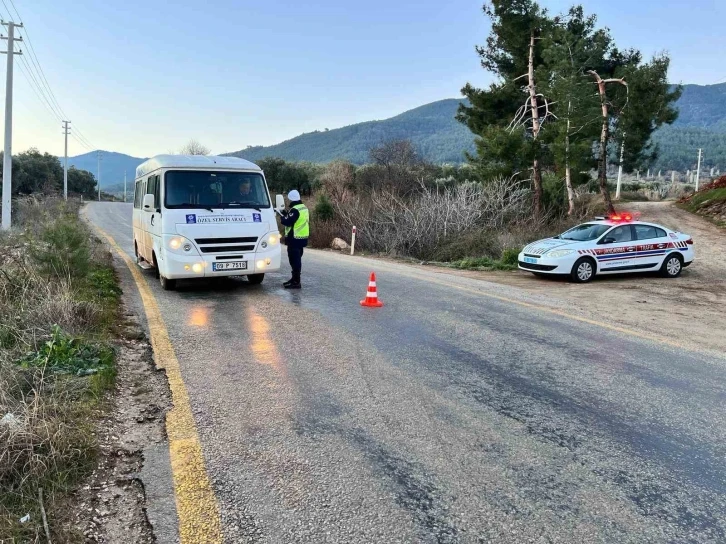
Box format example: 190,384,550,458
175,203,214,212
227,202,263,212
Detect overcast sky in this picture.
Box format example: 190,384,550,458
4,0,724,158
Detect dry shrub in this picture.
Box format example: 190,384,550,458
335,177,530,259
308,218,349,249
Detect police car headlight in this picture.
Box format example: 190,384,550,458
546,249,575,258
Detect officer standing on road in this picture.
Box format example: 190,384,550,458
279,189,309,289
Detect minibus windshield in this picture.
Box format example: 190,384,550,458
164,170,271,210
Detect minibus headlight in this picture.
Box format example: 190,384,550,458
260,232,280,250
164,235,198,255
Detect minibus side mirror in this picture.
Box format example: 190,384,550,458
143,194,155,211
275,194,285,210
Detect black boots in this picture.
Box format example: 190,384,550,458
283,278,301,289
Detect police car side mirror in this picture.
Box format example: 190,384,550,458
275,194,285,211
601,236,616,244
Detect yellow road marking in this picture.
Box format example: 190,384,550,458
96,228,223,544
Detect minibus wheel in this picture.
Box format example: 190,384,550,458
247,274,265,285
159,275,177,291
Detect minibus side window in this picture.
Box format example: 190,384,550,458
153,175,161,212
134,181,141,209
146,176,161,212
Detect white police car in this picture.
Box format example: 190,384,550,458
518,213,694,283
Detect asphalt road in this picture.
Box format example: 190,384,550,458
86,202,726,544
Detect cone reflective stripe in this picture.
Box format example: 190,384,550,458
360,272,384,307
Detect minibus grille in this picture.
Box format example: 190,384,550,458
194,237,257,244
200,245,256,254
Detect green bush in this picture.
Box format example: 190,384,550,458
500,247,520,266
31,217,91,279
432,230,502,262
313,193,335,221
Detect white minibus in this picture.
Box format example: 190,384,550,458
132,155,284,290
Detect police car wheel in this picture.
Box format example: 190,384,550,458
571,257,596,283
660,254,683,278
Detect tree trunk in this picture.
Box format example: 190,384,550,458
588,70,626,216
565,101,575,215
527,30,543,218
598,116,615,214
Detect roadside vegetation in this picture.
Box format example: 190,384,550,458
678,175,726,227
0,196,121,541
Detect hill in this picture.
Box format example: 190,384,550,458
67,151,146,190
225,83,726,169
225,99,476,165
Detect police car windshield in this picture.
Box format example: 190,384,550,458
560,223,611,241
164,170,270,209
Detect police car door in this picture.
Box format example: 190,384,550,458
597,224,637,273
633,224,670,270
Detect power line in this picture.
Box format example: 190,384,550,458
1,0,99,151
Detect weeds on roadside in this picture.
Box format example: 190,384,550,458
0,196,120,541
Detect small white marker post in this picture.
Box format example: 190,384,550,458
350,226,356,256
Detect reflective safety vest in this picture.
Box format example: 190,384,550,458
285,204,309,239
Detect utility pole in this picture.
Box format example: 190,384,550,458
695,148,702,191
615,135,626,200
123,170,127,203
97,150,102,201
1,21,22,231
62,121,71,200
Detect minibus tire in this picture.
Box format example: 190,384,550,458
247,273,264,285
159,275,177,291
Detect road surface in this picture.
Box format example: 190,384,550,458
86,202,725,544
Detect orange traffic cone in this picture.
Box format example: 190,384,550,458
360,272,384,307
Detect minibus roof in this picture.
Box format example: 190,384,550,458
136,155,262,179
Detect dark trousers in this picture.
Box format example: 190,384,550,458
287,245,304,282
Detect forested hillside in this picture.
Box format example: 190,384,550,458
226,99,476,164
226,83,726,171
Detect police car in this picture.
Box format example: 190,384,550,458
518,213,694,283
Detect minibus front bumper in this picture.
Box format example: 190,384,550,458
159,246,282,279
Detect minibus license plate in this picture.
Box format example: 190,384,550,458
213,261,247,271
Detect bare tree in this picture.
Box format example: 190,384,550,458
369,140,421,169
507,30,556,219
588,70,628,215
179,139,211,156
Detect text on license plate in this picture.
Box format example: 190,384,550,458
212,261,247,271
524,257,538,264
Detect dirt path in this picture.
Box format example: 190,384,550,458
423,201,726,354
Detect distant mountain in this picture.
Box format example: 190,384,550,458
670,83,726,131
225,84,726,170
225,99,476,164
66,151,146,190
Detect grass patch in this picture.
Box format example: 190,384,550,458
447,257,518,271
683,187,726,211
0,196,121,542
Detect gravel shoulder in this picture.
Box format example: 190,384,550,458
392,201,726,355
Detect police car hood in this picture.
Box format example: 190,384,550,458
522,237,582,254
